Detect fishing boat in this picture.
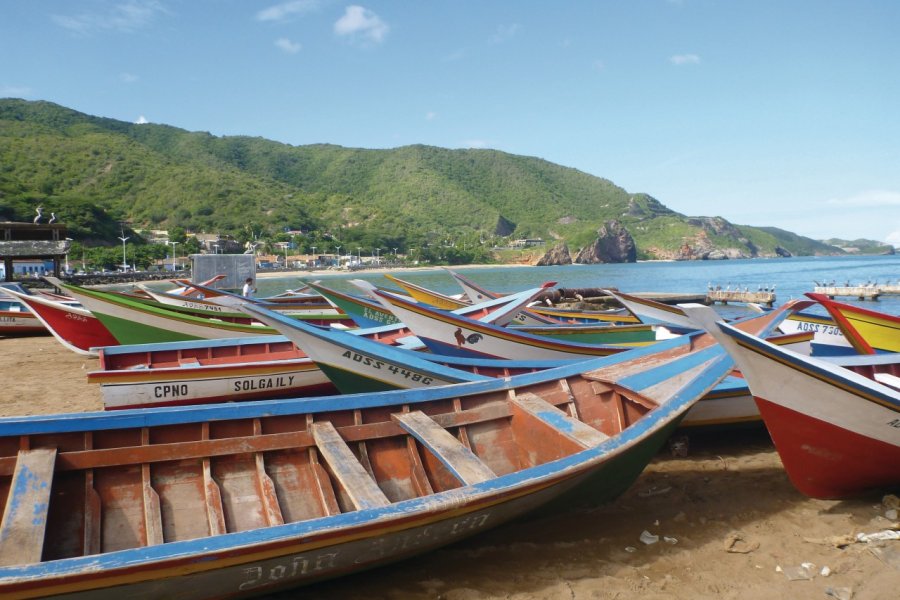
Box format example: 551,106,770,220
244,302,803,430
806,292,900,353
0,308,740,599
53,276,550,346
54,280,281,344
383,273,469,310
304,279,402,328
389,272,638,326
174,280,329,310
0,287,118,354
0,297,46,336
605,289,855,356
686,304,900,499
367,285,660,360
88,336,334,409
135,284,349,326
89,286,557,410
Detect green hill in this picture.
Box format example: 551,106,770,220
0,98,857,260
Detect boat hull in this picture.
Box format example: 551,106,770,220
0,310,46,336
3,290,117,354
756,398,900,498
93,360,335,409
701,317,900,499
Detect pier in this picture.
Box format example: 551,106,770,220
705,289,776,307
813,285,881,300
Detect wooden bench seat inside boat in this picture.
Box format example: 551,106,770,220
0,376,657,562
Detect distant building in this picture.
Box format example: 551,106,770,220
510,238,546,248
0,259,53,278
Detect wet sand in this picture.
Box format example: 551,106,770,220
1,335,897,599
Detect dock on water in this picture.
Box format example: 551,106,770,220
705,288,776,307
813,285,881,300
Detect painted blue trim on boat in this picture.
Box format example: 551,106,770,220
618,344,724,392
243,304,489,384
99,335,290,355
0,347,732,581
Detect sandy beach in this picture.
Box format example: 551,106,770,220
1,334,897,599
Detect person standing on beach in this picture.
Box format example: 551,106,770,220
242,277,256,298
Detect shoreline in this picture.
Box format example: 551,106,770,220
254,262,533,281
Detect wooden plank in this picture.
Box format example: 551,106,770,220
306,415,340,518
253,419,284,527
558,378,580,420
201,423,227,537
310,422,390,511
0,447,57,566
392,411,495,486
82,432,101,556
0,403,516,477
512,393,610,448
141,429,164,546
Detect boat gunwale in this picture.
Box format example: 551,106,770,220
0,360,718,587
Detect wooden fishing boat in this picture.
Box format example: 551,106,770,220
305,280,402,328
686,304,900,499
605,289,855,356
88,336,335,410
604,289,696,328
0,310,739,599
54,280,281,344
138,284,340,317
0,298,46,336
176,281,329,310
389,272,638,326
0,287,118,354
245,302,803,430
368,286,654,360
806,292,900,353
383,273,469,310
775,309,854,356
54,277,548,346
89,287,554,410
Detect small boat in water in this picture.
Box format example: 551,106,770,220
0,307,746,598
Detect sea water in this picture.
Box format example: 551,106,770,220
260,254,900,318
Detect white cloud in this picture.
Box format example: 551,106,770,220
120,72,139,83
826,190,900,207
257,1,320,23
53,0,168,34
885,230,900,248
0,85,33,97
670,53,700,66
489,23,520,44
593,59,605,72
135,115,149,124
425,112,437,121
334,6,388,44
275,38,302,53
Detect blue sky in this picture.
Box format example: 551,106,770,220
3,1,899,246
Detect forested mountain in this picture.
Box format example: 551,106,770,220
0,99,858,260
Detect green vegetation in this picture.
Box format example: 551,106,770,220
0,98,882,262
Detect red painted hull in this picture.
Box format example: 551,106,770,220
13,295,118,353
756,397,900,499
